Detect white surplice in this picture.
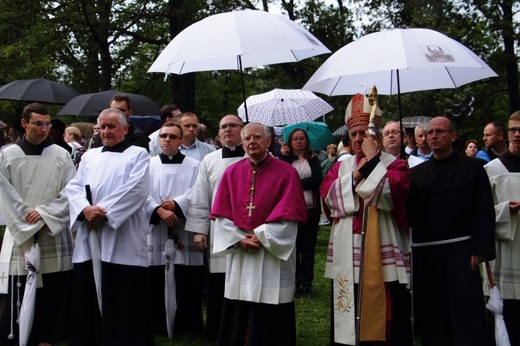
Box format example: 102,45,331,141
66,146,150,267
148,129,161,157
213,218,297,304
144,155,199,266
484,159,520,299
185,148,247,273
0,144,75,293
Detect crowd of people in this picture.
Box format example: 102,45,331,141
0,92,518,346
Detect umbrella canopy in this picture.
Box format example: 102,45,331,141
0,78,79,104
332,124,347,137
485,261,511,346
237,89,333,126
148,9,330,75
57,90,160,116
18,243,40,346
401,116,432,129
282,122,335,150
148,9,330,121
303,28,497,96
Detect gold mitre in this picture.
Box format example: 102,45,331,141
344,93,382,129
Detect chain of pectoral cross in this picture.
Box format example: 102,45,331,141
246,156,272,217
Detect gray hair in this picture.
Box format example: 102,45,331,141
241,122,271,140
98,108,128,126
415,124,428,136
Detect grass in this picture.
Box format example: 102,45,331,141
154,224,332,346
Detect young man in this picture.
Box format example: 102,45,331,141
0,103,75,345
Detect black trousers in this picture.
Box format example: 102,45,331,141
295,211,320,289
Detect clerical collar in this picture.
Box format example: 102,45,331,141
222,144,245,158
16,135,53,155
159,151,185,164
249,153,271,166
102,140,131,153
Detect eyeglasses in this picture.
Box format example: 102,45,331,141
29,121,52,128
382,130,400,137
159,133,181,140
219,123,243,130
426,129,451,136
507,127,520,135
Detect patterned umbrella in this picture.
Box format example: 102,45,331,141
237,89,333,126
282,122,335,150
401,116,432,129
333,124,347,137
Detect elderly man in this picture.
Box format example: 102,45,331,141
144,122,199,337
0,103,75,345
211,122,307,346
382,120,403,157
483,111,520,345
148,104,182,157
477,121,508,163
66,108,151,345
185,114,247,341
320,94,412,345
408,116,495,346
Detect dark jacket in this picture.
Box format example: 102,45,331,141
279,154,323,217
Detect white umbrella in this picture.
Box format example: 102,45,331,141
148,9,330,121
18,242,40,346
485,261,511,346
237,89,333,126
303,28,497,154
163,238,177,339
303,28,497,96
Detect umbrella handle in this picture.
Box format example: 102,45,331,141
485,261,495,288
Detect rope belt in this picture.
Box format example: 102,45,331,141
412,235,471,248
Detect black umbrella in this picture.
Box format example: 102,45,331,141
57,90,160,116
0,78,79,104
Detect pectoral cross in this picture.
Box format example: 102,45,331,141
0,271,7,284
246,201,256,217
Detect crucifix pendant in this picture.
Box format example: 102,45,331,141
246,201,256,217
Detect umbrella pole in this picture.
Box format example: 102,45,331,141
238,56,248,123
397,70,406,158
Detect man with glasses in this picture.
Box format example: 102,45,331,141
408,116,495,345
320,94,412,345
483,111,520,345
185,114,247,341
0,103,76,345
149,104,182,157
144,122,199,337
211,122,306,346
381,120,403,157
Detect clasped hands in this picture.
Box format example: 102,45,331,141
82,205,107,230
157,199,178,228
239,233,261,254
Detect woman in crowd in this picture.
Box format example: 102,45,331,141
280,128,322,298
465,139,478,157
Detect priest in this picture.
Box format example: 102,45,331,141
408,116,495,345
483,110,520,345
66,108,151,345
0,103,75,345
185,114,247,341
320,94,412,345
144,122,199,336
210,122,307,346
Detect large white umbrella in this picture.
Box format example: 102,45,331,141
148,9,330,121
18,242,40,346
237,89,333,126
485,261,511,346
303,28,497,96
303,28,497,154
